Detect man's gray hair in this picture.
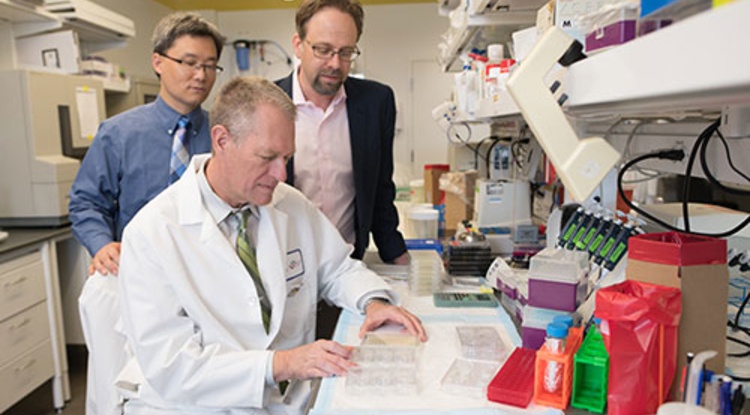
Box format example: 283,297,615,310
210,76,296,139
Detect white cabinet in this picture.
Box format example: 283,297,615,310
0,251,57,413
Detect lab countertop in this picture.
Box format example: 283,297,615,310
0,226,72,255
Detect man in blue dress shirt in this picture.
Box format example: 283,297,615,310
69,12,226,276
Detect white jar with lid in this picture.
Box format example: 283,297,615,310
407,208,439,239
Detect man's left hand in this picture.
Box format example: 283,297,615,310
359,301,427,342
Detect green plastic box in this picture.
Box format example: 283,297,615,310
571,328,609,413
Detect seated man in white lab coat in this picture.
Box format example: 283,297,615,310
116,75,427,415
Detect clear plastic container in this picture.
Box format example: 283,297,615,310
542,323,568,393
441,357,501,398
346,332,421,395
408,208,439,239
456,325,509,362
408,249,443,296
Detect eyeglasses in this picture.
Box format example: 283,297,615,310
305,40,360,62
159,53,224,74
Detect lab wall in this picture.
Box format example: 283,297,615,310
1,1,452,182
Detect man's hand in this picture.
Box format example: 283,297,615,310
89,242,121,276
390,252,410,265
273,340,355,382
359,301,427,342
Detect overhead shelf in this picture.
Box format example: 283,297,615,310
438,12,535,72
564,0,750,117
437,0,548,72
453,1,750,122
0,0,61,37
44,0,135,50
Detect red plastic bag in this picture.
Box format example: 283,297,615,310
595,280,681,415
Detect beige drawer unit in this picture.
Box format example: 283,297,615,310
0,339,55,413
0,301,51,367
0,251,46,320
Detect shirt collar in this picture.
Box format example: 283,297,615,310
196,157,259,225
154,95,206,135
292,65,347,108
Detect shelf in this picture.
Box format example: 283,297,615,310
438,0,545,72
450,1,750,123
564,0,750,117
44,0,135,50
0,0,61,37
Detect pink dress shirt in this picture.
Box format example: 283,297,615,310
291,69,356,244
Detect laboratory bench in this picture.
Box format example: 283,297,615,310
308,252,750,415
0,226,75,413
307,271,553,415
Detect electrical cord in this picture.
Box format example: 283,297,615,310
733,290,750,330
681,118,750,233
700,125,750,195
619,147,750,237
727,336,750,358
484,136,503,176
681,119,719,232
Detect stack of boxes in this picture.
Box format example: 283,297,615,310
522,248,588,349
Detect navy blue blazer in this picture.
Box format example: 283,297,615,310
276,74,406,261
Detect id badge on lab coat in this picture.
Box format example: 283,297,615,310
286,249,304,297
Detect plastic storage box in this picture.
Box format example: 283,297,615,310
571,327,609,413
528,248,589,312
408,249,443,296
441,357,501,398
455,326,509,362
583,2,639,53
487,347,537,407
346,332,420,395
521,306,576,350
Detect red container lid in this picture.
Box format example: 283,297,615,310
628,231,726,266
424,164,450,171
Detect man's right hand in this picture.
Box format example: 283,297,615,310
273,340,355,382
89,242,121,276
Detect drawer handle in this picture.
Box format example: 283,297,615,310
15,358,37,372
10,318,31,330
4,276,28,288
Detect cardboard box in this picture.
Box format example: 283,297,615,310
440,170,477,234
625,232,727,399
424,164,450,206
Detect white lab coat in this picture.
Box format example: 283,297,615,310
116,154,395,415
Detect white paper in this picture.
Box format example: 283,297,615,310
76,86,100,141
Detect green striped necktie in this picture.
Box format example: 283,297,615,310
236,209,272,333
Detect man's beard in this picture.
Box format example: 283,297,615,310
312,69,344,96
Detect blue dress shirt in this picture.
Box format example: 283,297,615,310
68,96,212,256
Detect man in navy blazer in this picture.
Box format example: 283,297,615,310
275,0,407,265
277,0,408,339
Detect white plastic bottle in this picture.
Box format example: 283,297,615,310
485,43,504,102
543,322,569,393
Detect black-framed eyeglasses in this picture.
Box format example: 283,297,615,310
304,40,360,62
159,53,224,74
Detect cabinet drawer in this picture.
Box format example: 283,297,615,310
0,301,51,367
0,251,46,321
0,339,55,413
